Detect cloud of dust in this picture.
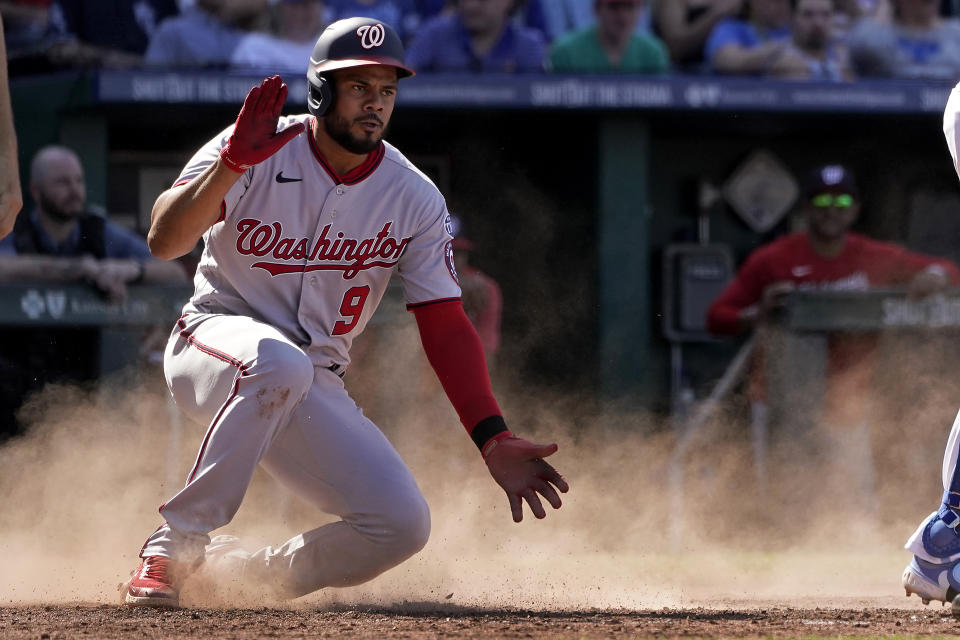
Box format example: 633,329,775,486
325,324,958,611
0,323,956,610
0,377,190,603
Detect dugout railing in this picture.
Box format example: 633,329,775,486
667,288,960,544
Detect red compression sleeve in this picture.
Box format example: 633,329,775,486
411,300,508,450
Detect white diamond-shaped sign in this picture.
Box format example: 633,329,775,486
722,149,798,233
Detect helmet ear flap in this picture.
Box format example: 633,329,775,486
307,75,335,117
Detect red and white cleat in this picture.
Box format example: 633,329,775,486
124,556,187,608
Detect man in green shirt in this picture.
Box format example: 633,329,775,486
550,0,670,73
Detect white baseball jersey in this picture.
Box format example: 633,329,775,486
174,114,462,368
945,80,960,183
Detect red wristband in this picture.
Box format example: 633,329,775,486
219,147,251,173
481,431,514,459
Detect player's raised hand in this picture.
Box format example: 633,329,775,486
220,75,306,173
483,434,569,523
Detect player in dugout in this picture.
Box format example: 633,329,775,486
122,17,569,608
707,163,960,504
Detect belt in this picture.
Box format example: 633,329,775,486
326,363,345,378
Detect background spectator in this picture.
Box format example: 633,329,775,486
706,163,959,508
509,0,552,43
43,0,179,70
550,0,669,73
0,145,187,440
704,0,793,75
848,0,960,79
325,0,421,42
0,146,187,297
768,0,852,80
830,0,871,38
230,0,326,72
538,0,595,42
538,0,654,43
406,0,546,72
651,0,744,71
145,0,268,68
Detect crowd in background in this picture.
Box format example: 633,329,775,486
3,0,960,80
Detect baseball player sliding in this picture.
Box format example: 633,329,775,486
903,80,960,606
124,17,569,608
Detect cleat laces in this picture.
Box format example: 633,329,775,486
142,557,173,584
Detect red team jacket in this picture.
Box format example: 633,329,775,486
708,232,960,414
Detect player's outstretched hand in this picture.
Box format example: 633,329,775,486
483,434,569,523
220,75,305,173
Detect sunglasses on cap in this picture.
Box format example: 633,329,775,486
811,193,855,209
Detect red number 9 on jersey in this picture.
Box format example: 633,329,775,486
332,285,371,335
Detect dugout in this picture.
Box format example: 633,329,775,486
9,71,960,419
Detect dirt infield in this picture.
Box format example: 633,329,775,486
3,603,960,639
6,380,960,639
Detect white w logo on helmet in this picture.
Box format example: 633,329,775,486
820,165,846,186
356,24,386,49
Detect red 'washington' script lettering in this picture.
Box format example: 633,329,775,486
236,219,412,279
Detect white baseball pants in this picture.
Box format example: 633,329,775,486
141,312,431,597
906,408,960,563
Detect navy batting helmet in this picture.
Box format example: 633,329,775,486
306,17,415,117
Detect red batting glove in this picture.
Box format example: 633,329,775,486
220,75,305,173
483,432,569,523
